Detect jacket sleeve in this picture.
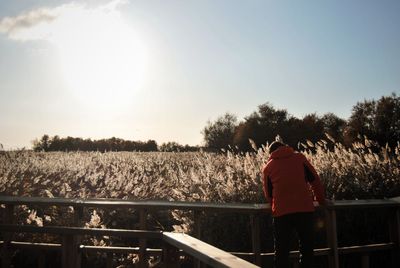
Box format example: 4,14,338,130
303,156,326,205
261,164,272,203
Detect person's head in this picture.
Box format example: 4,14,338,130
268,141,286,154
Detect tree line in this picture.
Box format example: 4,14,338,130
203,93,399,151
32,93,398,152
32,136,199,152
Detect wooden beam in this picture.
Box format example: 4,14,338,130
1,241,61,251
338,243,395,254
163,232,259,268
2,196,400,214
0,224,162,239
80,245,162,255
0,196,271,214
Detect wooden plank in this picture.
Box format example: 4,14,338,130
163,232,259,268
0,224,162,239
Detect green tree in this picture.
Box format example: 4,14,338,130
159,142,184,152
233,103,293,150
298,113,325,143
344,93,400,147
32,134,50,152
321,113,346,143
202,113,238,151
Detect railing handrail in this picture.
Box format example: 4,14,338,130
1,195,399,211
0,195,269,212
0,224,163,239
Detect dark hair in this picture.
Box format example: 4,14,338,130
268,141,286,154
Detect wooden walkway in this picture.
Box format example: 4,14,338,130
0,196,399,268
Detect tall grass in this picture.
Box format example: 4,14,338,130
1,137,398,202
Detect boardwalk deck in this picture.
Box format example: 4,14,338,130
1,195,399,268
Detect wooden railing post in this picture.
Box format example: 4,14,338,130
61,206,83,268
62,234,80,268
163,242,180,268
73,206,83,268
250,213,261,266
38,250,46,268
193,210,203,268
106,252,113,268
361,254,370,268
1,204,14,268
73,206,84,226
389,207,400,268
138,209,147,268
194,210,202,239
325,208,339,268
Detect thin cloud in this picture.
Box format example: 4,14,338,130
0,0,128,41
0,8,57,37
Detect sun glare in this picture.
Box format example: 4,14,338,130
52,3,147,111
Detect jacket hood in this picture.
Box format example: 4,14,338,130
269,146,295,159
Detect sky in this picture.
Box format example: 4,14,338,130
0,0,399,149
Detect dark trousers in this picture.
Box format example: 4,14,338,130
273,212,315,268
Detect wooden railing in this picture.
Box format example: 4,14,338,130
0,196,399,268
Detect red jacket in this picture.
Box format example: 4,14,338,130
261,146,325,217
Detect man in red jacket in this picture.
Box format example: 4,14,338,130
261,141,326,268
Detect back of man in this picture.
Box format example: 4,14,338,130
262,141,326,268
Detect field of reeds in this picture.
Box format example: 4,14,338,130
0,137,399,267
1,137,399,203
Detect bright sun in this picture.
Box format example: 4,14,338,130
52,3,147,110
